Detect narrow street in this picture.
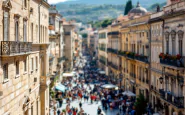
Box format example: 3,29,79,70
50,48,127,115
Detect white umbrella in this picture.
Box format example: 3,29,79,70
99,71,106,74
122,91,136,96
101,84,117,89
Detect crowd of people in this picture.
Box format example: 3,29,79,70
52,55,137,115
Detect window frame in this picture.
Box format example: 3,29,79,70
3,63,8,80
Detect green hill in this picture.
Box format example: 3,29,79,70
55,2,166,23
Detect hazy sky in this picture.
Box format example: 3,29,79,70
48,0,68,4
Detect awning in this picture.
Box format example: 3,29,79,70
55,84,66,92
63,73,74,77
122,91,136,96
99,71,106,74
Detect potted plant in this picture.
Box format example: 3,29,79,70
159,53,164,58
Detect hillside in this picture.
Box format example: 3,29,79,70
55,1,166,23
59,0,165,7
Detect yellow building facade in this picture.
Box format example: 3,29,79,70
107,24,122,85
120,15,150,97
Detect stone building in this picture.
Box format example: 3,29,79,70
149,9,164,114
63,22,75,72
98,28,109,75
152,0,185,114
49,5,65,82
107,23,122,86
120,9,150,97
0,0,50,115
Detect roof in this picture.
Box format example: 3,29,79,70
129,2,147,15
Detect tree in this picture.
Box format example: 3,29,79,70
134,94,147,115
124,0,133,15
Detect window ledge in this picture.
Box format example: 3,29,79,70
3,79,9,83
15,74,20,78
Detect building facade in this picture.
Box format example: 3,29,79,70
63,23,75,72
154,0,185,114
49,5,65,82
98,28,108,75
0,0,50,115
107,24,122,85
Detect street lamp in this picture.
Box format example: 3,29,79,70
159,76,163,84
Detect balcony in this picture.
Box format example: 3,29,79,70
99,59,106,65
1,41,32,56
159,89,165,98
159,53,185,68
159,89,184,108
174,96,184,108
160,58,184,68
99,47,106,51
108,62,119,70
118,51,127,56
135,55,148,63
107,48,118,54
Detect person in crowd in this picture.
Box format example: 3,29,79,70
57,109,60,115
97,107,102,115
79,101,82,108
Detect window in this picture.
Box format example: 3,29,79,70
178,31,184,56
23,20,27,42
165,32,170,54
24,0,27,8
15,20,19,41
31,58,34,71
3,63,8,80
3,11,9,41
171,31,176,55
31,23,33,42
24,60,27,72
36,56,38,70
16,61,19,75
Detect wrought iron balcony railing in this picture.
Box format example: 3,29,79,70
135,55,148,63
99,59,106,65
1,41,32,56
108,62,119,70
174,96,184,108
107,48,118,54
159,58,184,68
159,89,165,98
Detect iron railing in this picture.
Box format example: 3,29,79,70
1,41,32,56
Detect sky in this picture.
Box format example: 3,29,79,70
48,0,69,4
